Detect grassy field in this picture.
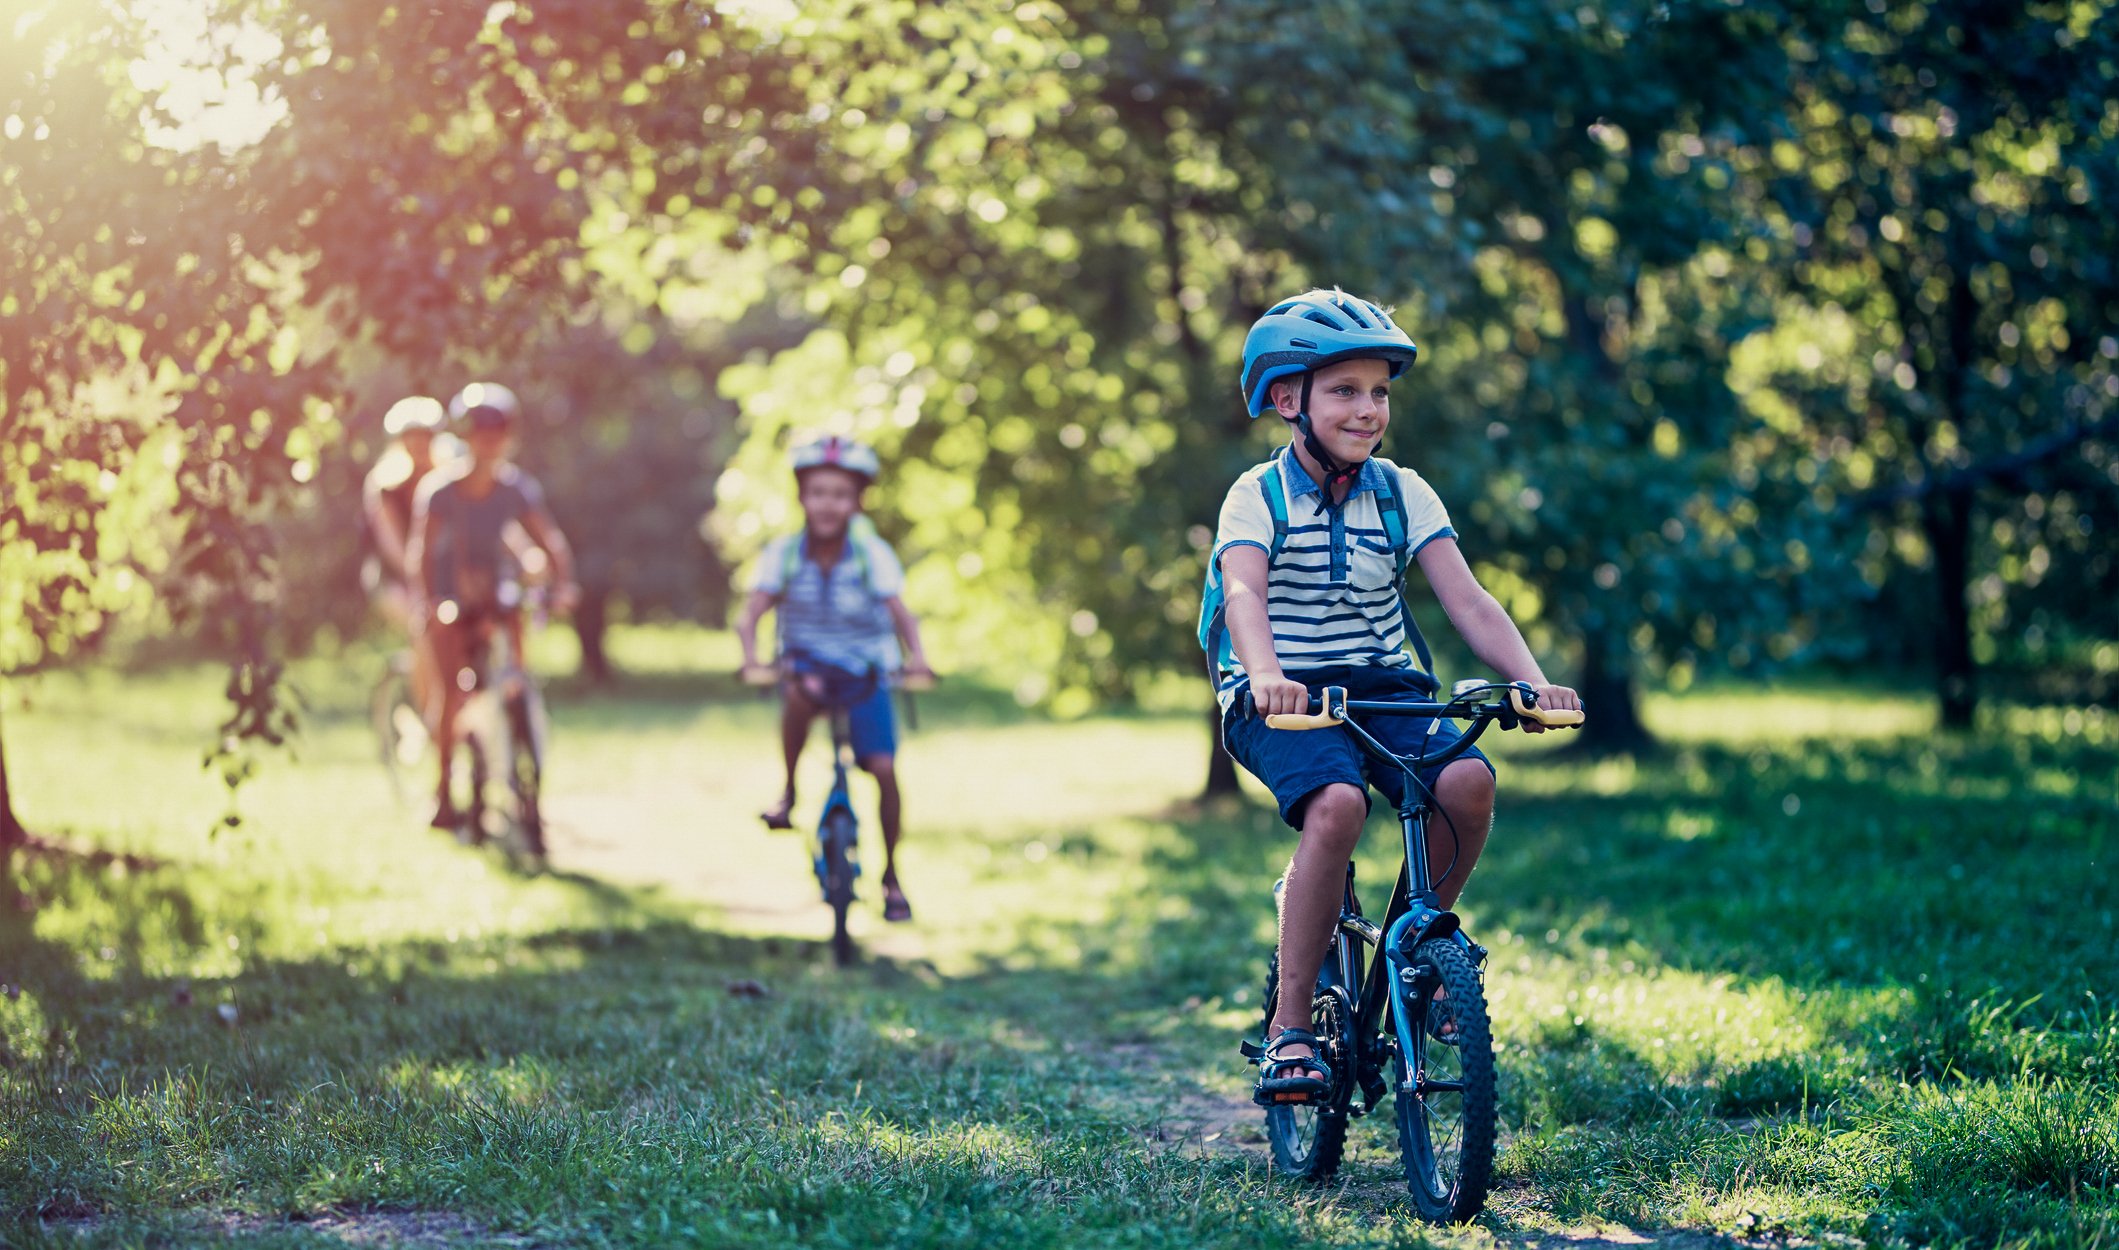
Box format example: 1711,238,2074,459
2,629,2115,1248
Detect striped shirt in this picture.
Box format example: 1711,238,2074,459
1211,449,1455,709
751,526,906,674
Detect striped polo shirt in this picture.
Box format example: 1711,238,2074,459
751,525,906,674
1210,449,1455,709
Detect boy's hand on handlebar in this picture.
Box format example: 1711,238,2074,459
899,665,938,692
739,663,780,688
1518,682,1583,733
1250,674,1310,718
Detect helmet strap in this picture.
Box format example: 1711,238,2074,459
1293,375,1359,496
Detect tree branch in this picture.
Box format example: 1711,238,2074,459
1847,415,2119,512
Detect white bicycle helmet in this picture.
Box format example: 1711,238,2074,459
790,434,880,483
382,396,447,436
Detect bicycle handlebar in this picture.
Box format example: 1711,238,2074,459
741,659,939,703
1249,681,1585,732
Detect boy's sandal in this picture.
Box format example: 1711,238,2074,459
1425,986,1461,1047
759,796,795,831
1250,1028,1333,1107
882,885,913,923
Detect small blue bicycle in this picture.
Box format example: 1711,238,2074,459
746,655,930,966
1240,679,1581,1222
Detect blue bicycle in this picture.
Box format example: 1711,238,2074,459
1241,680,1581,1221
746,657,930,966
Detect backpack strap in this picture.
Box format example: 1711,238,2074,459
846,513,878,595
1198,457,1294,682
1370,468,1436,676
1258,455,1292,564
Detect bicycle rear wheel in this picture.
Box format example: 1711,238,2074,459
1395,938,1497,1223
1259,951,1353,1181
820,808,858,967
371,659,422,802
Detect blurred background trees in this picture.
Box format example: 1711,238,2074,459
4,0,2114,822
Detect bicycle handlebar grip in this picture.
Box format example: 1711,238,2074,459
1262,685,1348,731
1509,686,1584,728
739,665,780,688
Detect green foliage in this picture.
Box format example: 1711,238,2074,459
1734,0,2119,720
5,0,2114,760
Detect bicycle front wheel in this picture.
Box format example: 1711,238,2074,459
506,692,546,859
1259,952,1353,1182
820,809,858,966
1394,938,1497,1223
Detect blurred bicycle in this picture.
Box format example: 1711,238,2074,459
743,655,934,965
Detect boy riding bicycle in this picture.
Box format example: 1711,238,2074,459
1202,289,1581,1106
407,382,579,832
736,434,934,923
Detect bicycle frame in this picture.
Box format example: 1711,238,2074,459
1338,708,1493,1113
1253,686,1520,1114
818,700,859,835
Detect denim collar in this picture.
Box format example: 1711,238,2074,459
1279,446,1388,513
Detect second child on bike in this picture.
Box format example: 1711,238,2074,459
1201,289,1582,1106
362,395,453,728
407,382,579,832
735,434,934,923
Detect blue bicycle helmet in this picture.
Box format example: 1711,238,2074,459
1239,288,1418,418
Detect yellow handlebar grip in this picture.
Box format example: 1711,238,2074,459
1262,686,1347,731
1265,710,1344,731
1510,687,1584,728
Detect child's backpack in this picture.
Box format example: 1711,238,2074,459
1197,458,1436,685
779,513,884,596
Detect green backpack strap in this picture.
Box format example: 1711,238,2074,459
846,513,878,594
1370,469,1436,677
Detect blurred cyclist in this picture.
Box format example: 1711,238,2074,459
407,382,579,832
362,396,450,721
737,434,934,922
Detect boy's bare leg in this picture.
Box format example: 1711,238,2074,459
1428,759,1496,908
1270,782,1368,1076
861,753,907,914
762,687,817,827
426,619,469,828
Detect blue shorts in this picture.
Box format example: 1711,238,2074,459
844,683,898,761
1221,665,1495,829
796,663,899,761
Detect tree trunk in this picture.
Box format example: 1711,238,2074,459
1203,705,1240,798
1574,627,1655,755
574,586,614,685
0,695,24,854
1925,487,1978,730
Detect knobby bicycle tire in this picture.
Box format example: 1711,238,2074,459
1260,952,1353,1181
371,664,421,801
821,808,858,966
1395,938,1497,1223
